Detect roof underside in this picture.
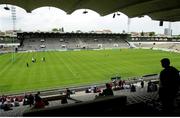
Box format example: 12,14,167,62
0,0,180,22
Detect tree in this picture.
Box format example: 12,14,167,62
149,32,155,36
141,31,144,36
52,28,59,32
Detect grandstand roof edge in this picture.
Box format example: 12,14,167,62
17,32,130,35
1,0,180,21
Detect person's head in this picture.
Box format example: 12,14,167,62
161,58,170,68
37,91,40,95
106,83,111,88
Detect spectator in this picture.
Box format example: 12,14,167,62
10,97,14,103
23,93,29,105
147,81,152,92
99,83,114,96
159,58,180,112
17,96,23,102
14,97,20,107
130,84,136,92
153,83,158,91
93,86,101,93
141,80,144,88
65,88,71,98
122,80,126,88
2,97,13,111
0,95,6,104
28,93,34,107
85,87,91,93
112,79,118,88
34,92,45,108
34,92,41,102
147,81,158,92
119,80,122,88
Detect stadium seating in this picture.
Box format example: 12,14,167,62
133,42,180,51
41,94,66,102
23,95,127,116
20,36,130,51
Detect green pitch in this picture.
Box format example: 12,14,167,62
0,49,180,94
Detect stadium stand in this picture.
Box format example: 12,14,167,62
17,32,130,51
132,42,180,52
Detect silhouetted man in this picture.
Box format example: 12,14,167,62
159,58,180,113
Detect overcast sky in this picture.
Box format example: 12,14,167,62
0,5,180,35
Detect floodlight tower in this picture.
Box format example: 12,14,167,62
168,22,172,36
127,17,131,34
11,5,16,62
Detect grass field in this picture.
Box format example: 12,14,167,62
0,48,180,94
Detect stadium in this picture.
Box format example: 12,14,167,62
0,0,180,116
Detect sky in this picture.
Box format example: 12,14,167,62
0,5,180,35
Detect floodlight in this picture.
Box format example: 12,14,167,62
159,21,163,26
117,13,120,16
4,4,10,10
83,10,88,14
113,13,116,18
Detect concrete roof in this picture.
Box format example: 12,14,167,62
0,0,180,21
